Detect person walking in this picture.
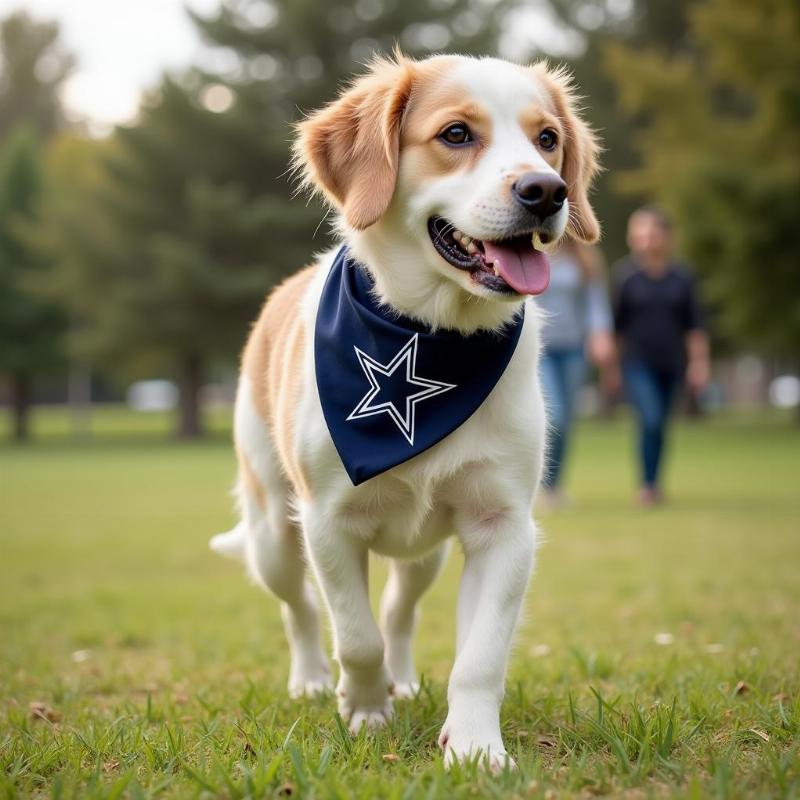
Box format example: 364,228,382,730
614,207,710,506
538,241,618,507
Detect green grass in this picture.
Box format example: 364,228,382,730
1,408,799,798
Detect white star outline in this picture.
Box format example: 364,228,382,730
346,333,456,445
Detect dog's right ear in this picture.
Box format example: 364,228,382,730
293,54,416,231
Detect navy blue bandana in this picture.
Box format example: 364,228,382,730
314,247,525,485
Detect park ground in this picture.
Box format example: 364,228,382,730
1,408,799,799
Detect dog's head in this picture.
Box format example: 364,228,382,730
295,53,600,331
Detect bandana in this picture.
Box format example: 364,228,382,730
314,247,525,485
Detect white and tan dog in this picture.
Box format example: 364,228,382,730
211,52,599,769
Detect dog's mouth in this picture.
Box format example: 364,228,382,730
427,216,551,296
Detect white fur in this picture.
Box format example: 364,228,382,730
215,55,568,771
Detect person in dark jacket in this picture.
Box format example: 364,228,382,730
614,207,710,506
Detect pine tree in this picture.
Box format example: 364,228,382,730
42,0,517,437
536,0,696,262
0,128,65,440
605,0,800,360
0,11,74,139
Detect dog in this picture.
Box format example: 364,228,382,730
210,51,600,769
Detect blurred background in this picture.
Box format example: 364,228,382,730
0,0,798,441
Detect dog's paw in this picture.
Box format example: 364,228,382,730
439,726,515,773
337,670,394,734
346,705,393,733
339,692,394,733
288,660,333,699
391,681,419,699
288,676,333,699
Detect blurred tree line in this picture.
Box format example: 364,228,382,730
1,0,797,439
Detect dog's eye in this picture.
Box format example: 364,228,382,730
438,123,473,146
538,128,559,151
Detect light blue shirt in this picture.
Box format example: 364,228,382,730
537,251,612,351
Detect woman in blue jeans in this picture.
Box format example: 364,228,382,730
538,242,617,507
614,208,710,505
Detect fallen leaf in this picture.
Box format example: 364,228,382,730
29,702,61,723
103,760,120,774
654,632,674,646
734,681,750,696
382,753,399,763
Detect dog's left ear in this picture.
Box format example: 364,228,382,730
294,54,416,231
537,65,602,244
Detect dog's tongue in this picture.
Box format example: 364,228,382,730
482,239,550,295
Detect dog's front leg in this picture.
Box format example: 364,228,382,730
303,510,393,733
440,515,536,770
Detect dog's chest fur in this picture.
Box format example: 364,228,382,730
295,260,546,560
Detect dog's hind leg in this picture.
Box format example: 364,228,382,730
235,379,332,698
380,543,449,697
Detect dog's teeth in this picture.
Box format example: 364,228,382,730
452,229,464,242
532,231,558,254
493,264,500,276
466,242,479,255
462,235,473,246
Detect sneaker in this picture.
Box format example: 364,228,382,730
636,486,663,507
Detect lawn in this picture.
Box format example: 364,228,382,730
1,408,799,799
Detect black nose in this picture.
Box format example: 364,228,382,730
511,172,567,219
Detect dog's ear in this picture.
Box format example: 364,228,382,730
294,54,416,231
537,64,602,244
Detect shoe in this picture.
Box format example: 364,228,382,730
636,486,663,507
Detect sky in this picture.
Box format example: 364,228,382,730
0,0,221,133
1,0,585,135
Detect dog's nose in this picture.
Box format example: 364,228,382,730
511,173,567,219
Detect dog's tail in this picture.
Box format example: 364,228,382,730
209,521,247,561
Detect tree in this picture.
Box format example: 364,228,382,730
0,11,74,139
532,0,696,263
44,0,519,438
0,128,65,440
0,11,74,439
605,0,800,359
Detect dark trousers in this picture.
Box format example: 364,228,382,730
622,361,680,488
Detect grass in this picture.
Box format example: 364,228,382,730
1,407,799,798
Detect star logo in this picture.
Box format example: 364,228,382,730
347,334,456,445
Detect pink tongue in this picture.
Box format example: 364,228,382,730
482,239,550,295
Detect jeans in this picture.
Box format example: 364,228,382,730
539,347,586,489
622,361,680,488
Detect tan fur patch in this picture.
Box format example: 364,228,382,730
294,56,416,230
400,64,491,182
237,448,267,510
517,106,563,173
241,266,316,499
